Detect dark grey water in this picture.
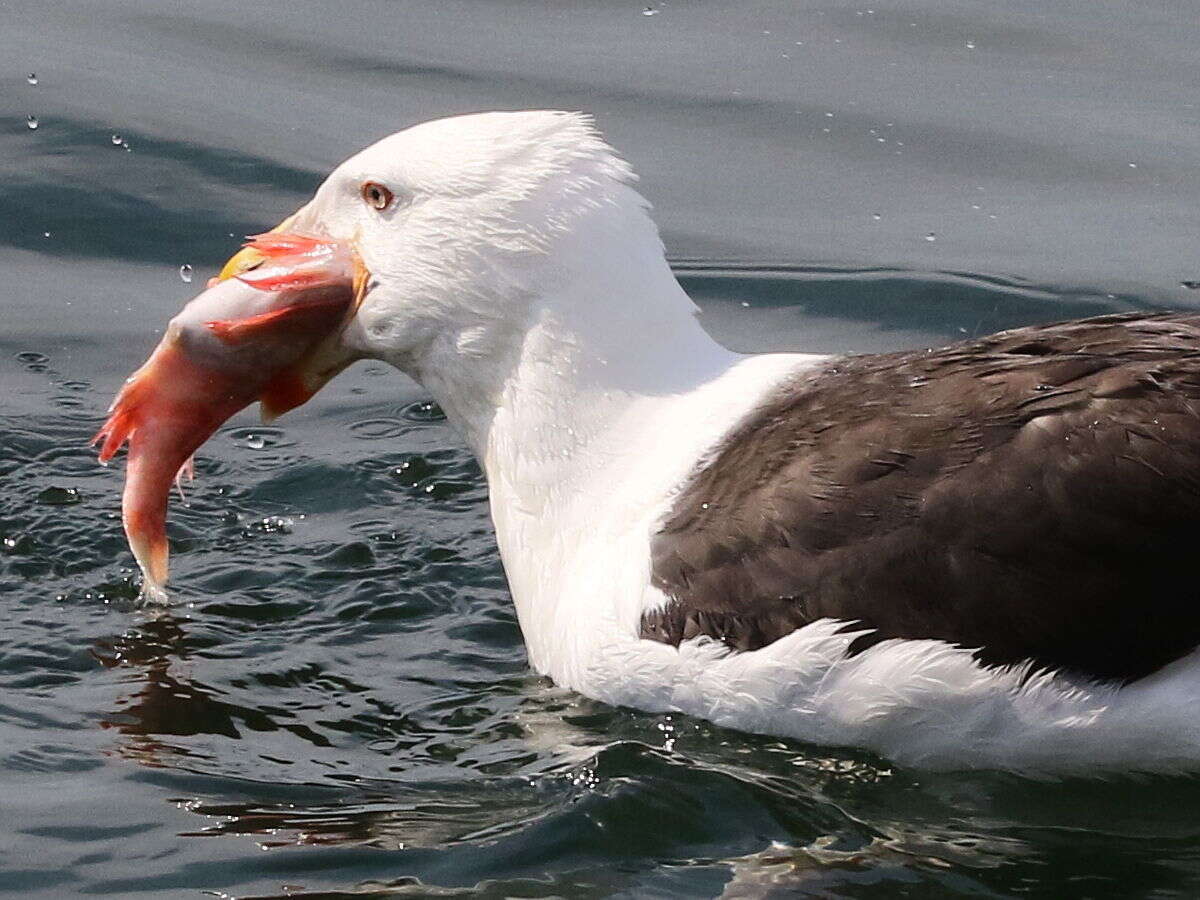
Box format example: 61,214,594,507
4,1,1200,896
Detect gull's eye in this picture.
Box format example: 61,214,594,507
361,181,393,211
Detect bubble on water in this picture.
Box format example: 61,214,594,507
111,133,123,145
179,264,193,283
37,486,81,506
43,231,50,238
966,40,976,49
1128,162,1138,169
401,399,446,422
26,115,38,130
642,6,658,14
871,213,882,221
924,232,937,242
246,433,266,449
27,73,38,85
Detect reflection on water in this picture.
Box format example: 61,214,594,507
96,614,338,769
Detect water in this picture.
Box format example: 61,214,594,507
3,1,1200,896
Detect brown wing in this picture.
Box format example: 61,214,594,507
645,313,1200,682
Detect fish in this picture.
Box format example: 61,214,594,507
93,231,367,598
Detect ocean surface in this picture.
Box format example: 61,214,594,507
4,1,1200,896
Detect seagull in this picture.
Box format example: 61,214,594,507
95,110,1200,774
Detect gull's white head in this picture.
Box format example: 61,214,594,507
283,110,645,379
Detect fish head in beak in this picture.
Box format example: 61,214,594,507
95,226,369,598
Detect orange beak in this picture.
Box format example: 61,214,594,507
94,230,368,598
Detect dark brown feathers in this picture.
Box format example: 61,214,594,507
645,313,1200,682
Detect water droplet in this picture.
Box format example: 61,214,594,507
741,301,750,308
246,433,266,449
966,40,976,49
1128,162,1138,169
924,232,937,242
256,515,293,533
43,231,50,238
26,115,38,130
871,213,882,221
642,6,658,14
179,264,193,283
824,111,834,118
27,73,38,85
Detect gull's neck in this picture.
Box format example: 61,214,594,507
396,195,814,680
413,198,741,492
